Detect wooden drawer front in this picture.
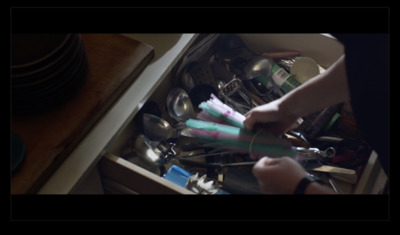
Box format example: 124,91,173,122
98,153,193,194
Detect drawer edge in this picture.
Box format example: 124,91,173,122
98,153,194,194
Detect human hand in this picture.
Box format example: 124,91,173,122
252,156,308,194
244,99,298,136
244,99,299,160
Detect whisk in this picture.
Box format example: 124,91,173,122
218,77,258,114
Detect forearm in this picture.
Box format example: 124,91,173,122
281,55,350,118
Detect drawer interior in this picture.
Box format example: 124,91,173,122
98,34,387,194
99,72,195,194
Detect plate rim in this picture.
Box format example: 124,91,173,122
11,34,72,69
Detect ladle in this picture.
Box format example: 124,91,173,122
143,113,176,142
142,112,193,142
167,88,195,123
242,56,283,97
242,56,274,83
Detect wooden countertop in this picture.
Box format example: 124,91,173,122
11,34,154,194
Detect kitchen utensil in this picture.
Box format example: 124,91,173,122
163,165,227,194
142,113,176,142
210,55,236,83
173,34,219,89
175,151,257,185
214,34,256,76
219,78,258,113
221,165,263,194
180,62,197,92
167,88,195,123
242,56,273,84
326,173,344,193
290,57,320,84
126,133,179,173
242,79,279,104
180,60,219,93
295,146,336,162
311,165,356,175
121,134,164,176
178,158,256,168
197,93,245,128
262,51,301,59
124,151,162,176
185,173,222,194
134,134,163,164
242,56,283,97
175,151,235,162
187,119,296,158
295,104,343,142
188,84,218,108
189,94,296,157
134,101,162,134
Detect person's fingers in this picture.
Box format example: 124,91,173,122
259,156,279,166
243,111,258,131
253,156,278,171
244,106,283,134
244,112,269,132
252,156,278,180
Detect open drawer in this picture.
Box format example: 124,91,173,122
97,34,388,195
97,69,196,194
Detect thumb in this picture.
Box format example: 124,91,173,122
253,156,279,170
259,156,279,166
243,113,257,131
252,156,277,178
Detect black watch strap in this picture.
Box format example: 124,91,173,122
294,175,316,194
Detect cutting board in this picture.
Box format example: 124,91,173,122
11,34,154,194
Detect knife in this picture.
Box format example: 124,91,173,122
311,165,356,175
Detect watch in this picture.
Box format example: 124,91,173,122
294,174,316,194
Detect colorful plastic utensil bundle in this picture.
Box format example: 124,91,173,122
198,94,245,128
186,94,296,157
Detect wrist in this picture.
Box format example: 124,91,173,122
280,92,302,121
303,182,321,194
293,175,316,194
